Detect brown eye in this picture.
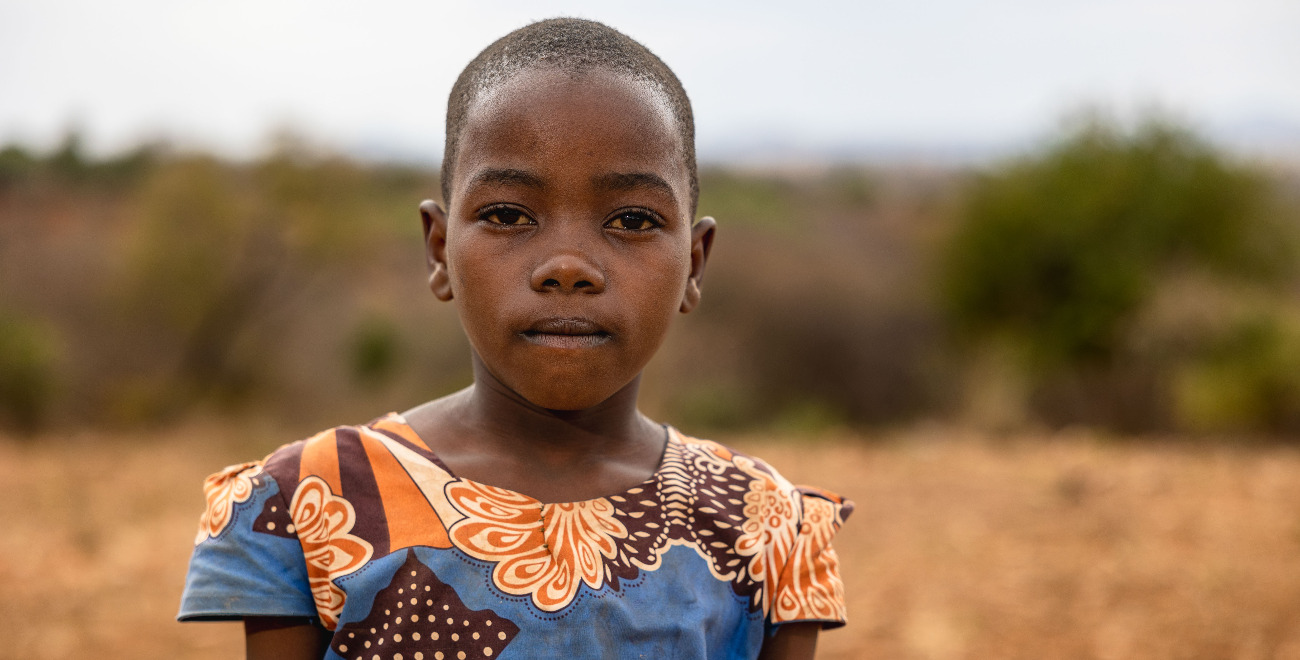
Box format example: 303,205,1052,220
606,212,659,231
482,208,533,226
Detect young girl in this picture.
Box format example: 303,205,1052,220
179,18,851,660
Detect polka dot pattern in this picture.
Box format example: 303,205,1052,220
331,550,518,659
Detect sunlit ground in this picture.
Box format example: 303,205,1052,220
2,423,1299,659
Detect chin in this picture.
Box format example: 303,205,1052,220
508,367,638,412
477,349,645,412
519,385,625,412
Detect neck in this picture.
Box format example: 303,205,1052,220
450,353,658,464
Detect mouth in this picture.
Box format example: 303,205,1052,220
520,317,613,349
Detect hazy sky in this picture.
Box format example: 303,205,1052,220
2,0,1298,162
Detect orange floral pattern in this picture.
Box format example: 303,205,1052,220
448,480,629,611
193,461,262,544
772,495,848,623
289,475,374,628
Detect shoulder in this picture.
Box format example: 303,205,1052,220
663,428,853,625
249,412,444,492
192,413,442,536
666,428,853,521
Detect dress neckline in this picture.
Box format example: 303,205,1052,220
372,412,678,507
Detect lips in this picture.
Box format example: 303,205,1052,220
521,317,612,349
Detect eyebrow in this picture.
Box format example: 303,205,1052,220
592,172,677,200
466,168,547,190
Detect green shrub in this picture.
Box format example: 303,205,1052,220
0,313,60,432
938,113,1296,431
1174,313,1300,433
349,314,402,385
0,145,38,187
941,115,1286,367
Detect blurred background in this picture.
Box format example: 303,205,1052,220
2,1,1300,658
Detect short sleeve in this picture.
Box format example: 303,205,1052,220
769,487,854,629
177,461,318,621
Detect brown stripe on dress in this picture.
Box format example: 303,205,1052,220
252,438,307,539
260,436,305,502
335,426,391,557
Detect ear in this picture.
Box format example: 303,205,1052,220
420,199,454,301
680,216,716,313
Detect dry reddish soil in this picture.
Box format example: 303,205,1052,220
2,424,1299,659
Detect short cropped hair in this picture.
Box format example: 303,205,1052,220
442,18,698,215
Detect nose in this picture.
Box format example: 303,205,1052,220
530,251,607,294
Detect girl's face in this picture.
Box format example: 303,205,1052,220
426,67,711,411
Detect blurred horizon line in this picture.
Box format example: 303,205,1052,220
7,112,1300,171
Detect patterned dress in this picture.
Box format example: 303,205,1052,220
179,413,852,659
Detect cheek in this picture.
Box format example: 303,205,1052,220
636,247,692,320
663,238,693,297
446,238,510,328
447,232,498,293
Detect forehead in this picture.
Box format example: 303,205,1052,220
450,67,688,208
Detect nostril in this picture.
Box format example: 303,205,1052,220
543,278,560,288
574,280,592,289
